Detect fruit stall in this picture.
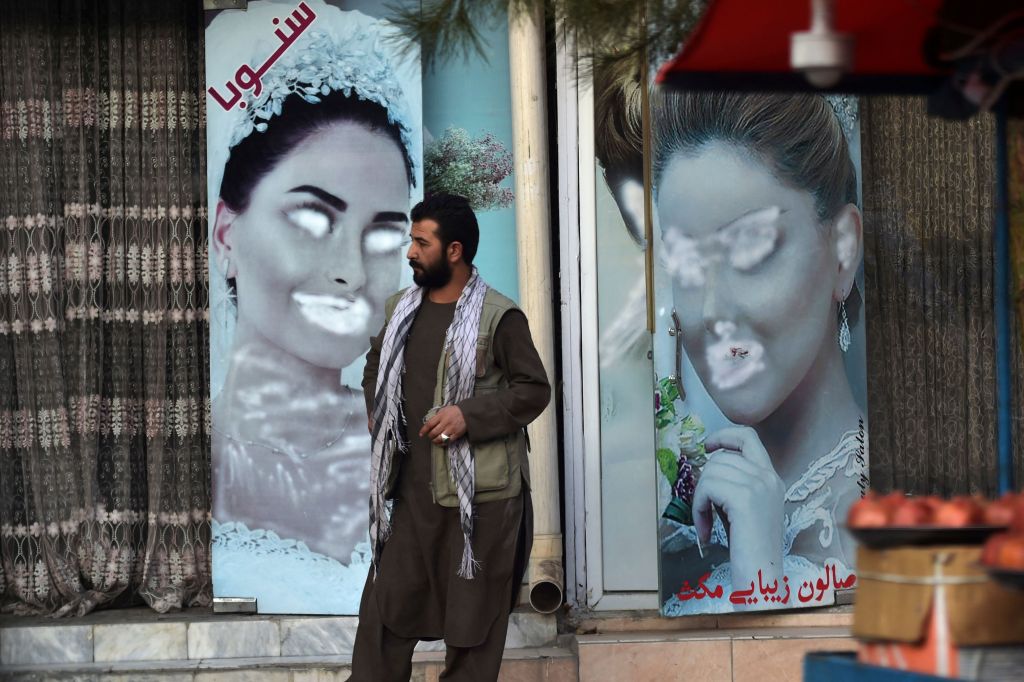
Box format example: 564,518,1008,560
806,492,1024,681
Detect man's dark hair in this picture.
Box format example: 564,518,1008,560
410,193,480,265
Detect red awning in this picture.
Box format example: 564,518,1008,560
657,0,949,93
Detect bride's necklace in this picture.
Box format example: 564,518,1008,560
213,388,357,461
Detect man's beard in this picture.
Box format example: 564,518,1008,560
410,256,452,289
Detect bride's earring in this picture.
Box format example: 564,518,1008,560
838,300,851,353
221,257,237,301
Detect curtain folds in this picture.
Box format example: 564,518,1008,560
0,0,210,616
1009,116,1024,488
861,96,1024,496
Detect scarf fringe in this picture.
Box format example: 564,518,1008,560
370,271,489,582
457,541,482,579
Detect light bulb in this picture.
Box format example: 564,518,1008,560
790,0,854,89
803,67,845,89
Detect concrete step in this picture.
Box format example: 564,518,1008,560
0,644,579,681
0,606,859,681
0,607,566,681
574,625,855,682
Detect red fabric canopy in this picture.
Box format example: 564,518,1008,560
657,0,949,92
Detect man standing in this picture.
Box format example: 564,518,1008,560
350,193,551,681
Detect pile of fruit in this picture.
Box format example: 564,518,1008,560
846,490,1024,572
981,496,1024,572
848,491,1021,528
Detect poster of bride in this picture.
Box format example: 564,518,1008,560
650,90,869,615
204,0,422,614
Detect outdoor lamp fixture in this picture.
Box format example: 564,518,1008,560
790,0,854,88
657,0,948,96
658,0,1020,116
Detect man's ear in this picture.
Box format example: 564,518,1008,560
447,240,464,265
212,199,238,278
833,203,862,301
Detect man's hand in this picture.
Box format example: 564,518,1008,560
419,406,467,446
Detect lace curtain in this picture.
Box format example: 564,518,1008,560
1012,117,1024,486
861,97,1024,495
0,0,210,615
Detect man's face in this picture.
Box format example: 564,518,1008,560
407,219,453,288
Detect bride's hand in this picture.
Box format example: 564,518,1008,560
692,426,785,589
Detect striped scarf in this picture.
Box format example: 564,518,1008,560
368,269,489,579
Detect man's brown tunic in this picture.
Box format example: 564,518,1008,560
359,298,549,647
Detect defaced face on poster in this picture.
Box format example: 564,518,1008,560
650,91,869,615
592,73,868,614
205,0,422,614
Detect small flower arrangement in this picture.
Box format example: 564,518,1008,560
424,127,514,212
655,376,707,526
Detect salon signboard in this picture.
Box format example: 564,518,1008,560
204,0,424,614
650,91,869,615
204,0,519,615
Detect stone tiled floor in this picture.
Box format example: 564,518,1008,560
575,626,856,682
0,646,579,682
0,606,859,680
0,607,556,666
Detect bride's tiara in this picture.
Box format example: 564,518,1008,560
229,28,416,175
206,1,419,183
